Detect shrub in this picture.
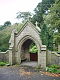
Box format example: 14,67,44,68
56,70,60,74
47,67,57,73
50,64,60,69
29,43,38,53
46,65,60,73
0,62,7,66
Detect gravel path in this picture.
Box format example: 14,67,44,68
0,66,60,80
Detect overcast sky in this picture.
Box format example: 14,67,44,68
0,0,42,25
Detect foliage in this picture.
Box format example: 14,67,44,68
41,23,48,45
16,12,32,23
0,23,23,51
44,0,60,48
44,0,60,32
54,33,60,45
46,64,60,73
0,21,11,31
31,0,55,26
31,2,43,27
0,25,8,31
29,43,38,53
50,64,60,69
0,25,4,31
42,0,55,13
40,23,54,50
4,21,11,26
31,0,55,51
0,62,7,66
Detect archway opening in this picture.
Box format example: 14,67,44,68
21,39,38,62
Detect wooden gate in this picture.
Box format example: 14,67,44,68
30,53,38,61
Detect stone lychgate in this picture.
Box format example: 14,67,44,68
9,21,46,68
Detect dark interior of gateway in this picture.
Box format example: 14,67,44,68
21,39,38,62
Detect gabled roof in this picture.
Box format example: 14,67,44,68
17,21,40,36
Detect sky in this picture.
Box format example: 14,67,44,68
0,0,42,25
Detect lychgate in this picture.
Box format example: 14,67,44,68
9,21,46,68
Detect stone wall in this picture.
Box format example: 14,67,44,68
47,51,60,65
0,50,9,62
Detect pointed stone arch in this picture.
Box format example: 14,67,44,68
17,35,41,64
9,21,46,68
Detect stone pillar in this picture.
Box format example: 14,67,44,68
58,45,60,52
58,55,60,65
9,47,16,65
40,45,46,68
16,51,21,64
9,47,13,65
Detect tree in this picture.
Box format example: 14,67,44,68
16,12,32,23
4,21,11,26
0,21,11,31
31,2,43,27
43,0,60,50
41,23,48,45
44,0,60,32
31,0,55,27
31,0,55,50
42,0,55,13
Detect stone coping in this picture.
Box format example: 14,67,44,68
41,45,46,51
52,51,60,57
0,50,9,54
